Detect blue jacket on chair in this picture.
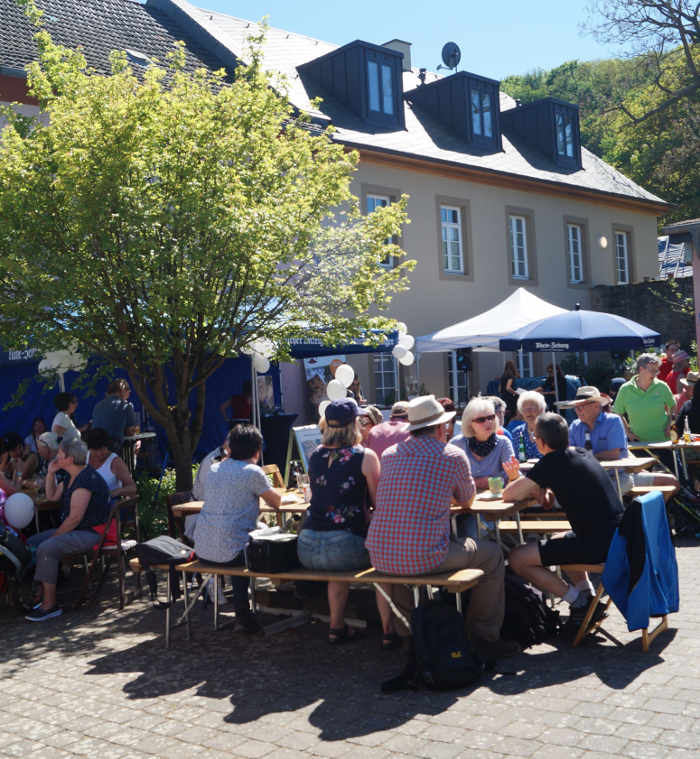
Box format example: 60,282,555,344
602,491,679,632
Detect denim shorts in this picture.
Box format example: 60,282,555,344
297,529,369,572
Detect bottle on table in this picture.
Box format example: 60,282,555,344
518,434,527,463
683,417,692,443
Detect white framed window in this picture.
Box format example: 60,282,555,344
367,193,392,268
471,86,493,138
448,350,469,406
615,231,630,284
374,353,399,407
555,109,574,158
367,59,394,116
567,223,583,283
517,351,534,378
441,205,463,273
509,215,528,279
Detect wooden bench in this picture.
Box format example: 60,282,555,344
134,557,483,647
624,485,678,502
498,520,572,535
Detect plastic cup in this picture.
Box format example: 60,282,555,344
488,476,504,497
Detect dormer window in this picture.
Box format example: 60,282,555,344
405,72,502,152
471,85,493,138
555,108,574,158
297,41,404,130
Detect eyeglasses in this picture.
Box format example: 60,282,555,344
358,418,372,427
473,414,496,424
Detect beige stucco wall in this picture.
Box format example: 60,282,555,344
343,157,661,408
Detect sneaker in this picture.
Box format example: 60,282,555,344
561,599,607,642
25,606,63,622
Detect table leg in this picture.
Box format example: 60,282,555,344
515,512,524,544
614,468,623,501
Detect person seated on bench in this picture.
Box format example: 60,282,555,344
25,439,110,622
366,395,519,661
193,424,281,633
503,412,624,638
562,386,678,494
297,399,380,645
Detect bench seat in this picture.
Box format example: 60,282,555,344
498,520,572,533
176,560,483,594
625,485,678,502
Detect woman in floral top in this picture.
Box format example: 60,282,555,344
298,399,380,644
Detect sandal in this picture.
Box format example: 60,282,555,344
328,625,362,645
381,632,401,651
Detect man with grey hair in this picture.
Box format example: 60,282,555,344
26,439,110,622
613,353,675,443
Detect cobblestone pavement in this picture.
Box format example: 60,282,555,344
1,538,699,759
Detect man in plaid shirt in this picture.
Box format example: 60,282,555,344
366,396,514,656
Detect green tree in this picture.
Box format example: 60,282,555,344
0,4,413,489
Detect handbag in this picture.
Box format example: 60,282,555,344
245,527,300,573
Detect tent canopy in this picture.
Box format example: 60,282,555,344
415,288,567,353
499,309,661,353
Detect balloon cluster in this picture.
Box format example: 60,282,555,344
319,363,355,419
242,338,275,374
391,322,415,366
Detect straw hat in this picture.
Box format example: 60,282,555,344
680,371,700,389
557,386,611,409
406,395,456,432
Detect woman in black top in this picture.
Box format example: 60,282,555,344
675,373,700,435
26,439,110,622
499,360,519,424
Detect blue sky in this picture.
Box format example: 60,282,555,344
196,0,622,80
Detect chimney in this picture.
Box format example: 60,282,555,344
382,39,412,72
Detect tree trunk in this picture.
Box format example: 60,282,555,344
170,434,195,492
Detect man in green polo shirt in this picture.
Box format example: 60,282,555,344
613,353,675,443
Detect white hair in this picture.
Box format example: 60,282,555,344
461,397,495,438
517,390,546,415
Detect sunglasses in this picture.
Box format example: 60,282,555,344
473,414,496,424
358,418,373,427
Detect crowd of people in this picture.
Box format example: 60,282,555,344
0,379,140,621
3,343,690,640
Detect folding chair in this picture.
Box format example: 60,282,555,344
562,492,678,651
262,464,285,488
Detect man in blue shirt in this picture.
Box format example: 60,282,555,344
563,386,677,493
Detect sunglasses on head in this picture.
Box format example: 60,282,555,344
473,414,496,424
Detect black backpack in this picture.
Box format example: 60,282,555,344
135,535,194,602
0,524,32,580
501,570,561,649
411,599,484,690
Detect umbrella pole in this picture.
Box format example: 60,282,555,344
552,352,560,407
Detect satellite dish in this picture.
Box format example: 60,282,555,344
441,42,461,71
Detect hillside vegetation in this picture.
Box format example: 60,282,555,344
502,49,699,225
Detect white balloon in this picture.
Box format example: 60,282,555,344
335,364,355,388
398,350,415,366
248,338,274,359
326,379,347,401
398,334,415,350
396,322,408,335
253,354,270,374
4,492,34,530
318,400,330,419
392,344,407,360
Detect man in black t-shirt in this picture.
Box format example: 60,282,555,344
503,412,624,631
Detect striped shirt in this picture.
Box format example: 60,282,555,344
365,435,475,575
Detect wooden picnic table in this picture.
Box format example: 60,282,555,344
629,439,700,481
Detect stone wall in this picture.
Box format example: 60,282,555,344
591,278,695,350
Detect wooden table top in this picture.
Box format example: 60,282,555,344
171,491,311,518
629,440,700,449
519,455,655,473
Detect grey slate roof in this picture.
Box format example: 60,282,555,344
0,0,231,79
182,2,666,208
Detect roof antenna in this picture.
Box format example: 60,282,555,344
436,42,461,73
418,68,427,85
575,302,581,310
